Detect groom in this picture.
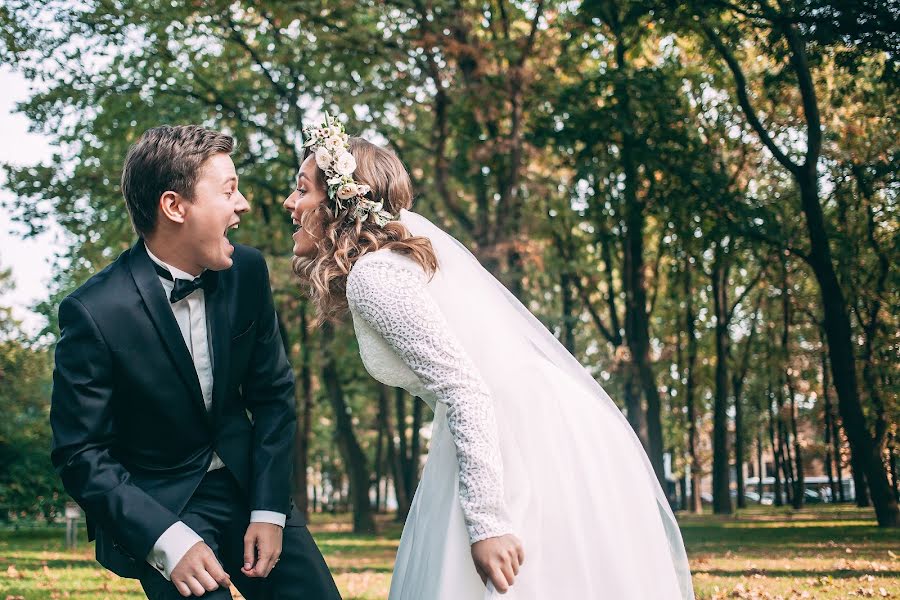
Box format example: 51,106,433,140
50,125,341,599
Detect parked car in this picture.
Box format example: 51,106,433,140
804,489,824,504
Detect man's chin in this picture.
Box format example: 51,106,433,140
207,255,234,272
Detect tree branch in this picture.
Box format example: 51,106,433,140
781,21,822,168
699,22,800,177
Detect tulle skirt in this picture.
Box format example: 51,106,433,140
388,357,685,600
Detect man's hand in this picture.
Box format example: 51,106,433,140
241,522,284,578
170,541,231,597
471,534,525,594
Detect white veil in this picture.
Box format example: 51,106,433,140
399,209,694,599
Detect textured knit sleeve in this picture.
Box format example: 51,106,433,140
346,254,513,543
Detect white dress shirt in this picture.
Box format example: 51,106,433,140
144,245,286,580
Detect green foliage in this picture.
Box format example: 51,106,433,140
0,264,61,520
0,0,897,522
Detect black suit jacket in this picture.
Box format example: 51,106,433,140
50,241,300,578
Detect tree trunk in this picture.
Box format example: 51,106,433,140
734,391,745,509
320,328,376,534
711,243,732,515
851,451,870,507
409,396,424,493
756,423,765,502
797,166,897,525
394,388,411,521
684,264,703,515
781,262,804,509
824,335,847,503
374,386,388,513
788,387,804,509
777,386,794,506
889,433,899,502
834,415,846,502
624,367,647,447
731,296,760,511
780,416,795,506
767,390,784,507
561,270,576,354
613,31,664,486
822,345,838,501
293,302,314,519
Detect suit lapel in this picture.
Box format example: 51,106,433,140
127,241,205,413
206,275,231,424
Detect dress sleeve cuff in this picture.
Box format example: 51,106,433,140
468,517,516,545
146,521,203,580
250,510,286,527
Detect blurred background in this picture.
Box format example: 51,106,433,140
0,1,897,598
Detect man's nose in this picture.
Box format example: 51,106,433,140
236,190,250,214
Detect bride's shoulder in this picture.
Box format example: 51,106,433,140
347,250,427,298
351,249,426,278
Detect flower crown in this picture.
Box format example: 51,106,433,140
302,113,396,227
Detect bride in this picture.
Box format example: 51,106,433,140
283,114,694,600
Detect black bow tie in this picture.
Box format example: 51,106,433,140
152,263,219,303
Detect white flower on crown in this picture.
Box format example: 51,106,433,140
323,136,344,151
333,151,357,176
315,146,333,170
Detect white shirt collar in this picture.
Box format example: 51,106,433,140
145,242,200,281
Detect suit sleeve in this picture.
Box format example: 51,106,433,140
50,295,180,561
242,255,296,515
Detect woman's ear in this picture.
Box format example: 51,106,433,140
158,190,187,225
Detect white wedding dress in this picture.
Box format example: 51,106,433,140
345,210,694,600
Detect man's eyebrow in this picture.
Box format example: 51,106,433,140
223,175,238,185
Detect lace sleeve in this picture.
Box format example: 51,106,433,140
346,254,513,543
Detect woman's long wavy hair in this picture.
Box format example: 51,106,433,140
293,137,437,325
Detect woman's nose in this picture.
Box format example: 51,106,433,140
283,193,295,211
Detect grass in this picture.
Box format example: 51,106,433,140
682,504,898,599
1,505,897,599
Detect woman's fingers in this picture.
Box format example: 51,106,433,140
475,563,488,585
490,566,511,593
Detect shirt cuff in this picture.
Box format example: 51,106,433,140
250,510,286,528
146,521,204,581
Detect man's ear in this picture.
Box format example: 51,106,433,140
159,191,187,225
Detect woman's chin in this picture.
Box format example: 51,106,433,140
292,240,316,258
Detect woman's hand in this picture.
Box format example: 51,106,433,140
471,534,525,593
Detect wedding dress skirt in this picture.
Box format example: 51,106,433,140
347,210,694,600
